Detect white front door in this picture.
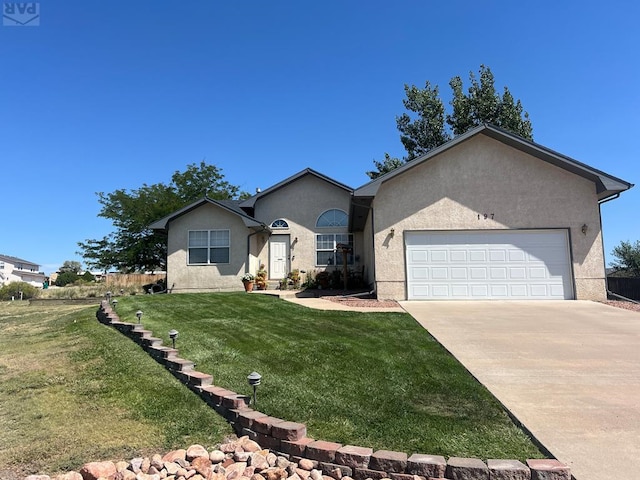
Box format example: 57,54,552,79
269,236,289,280
405,230,573,300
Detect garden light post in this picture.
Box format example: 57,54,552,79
169,329,179,349
112,299,118,310
247,371,262,407
136,310,143,324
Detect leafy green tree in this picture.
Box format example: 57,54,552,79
55,272,79,287
78,161,245,273
366,153,405,180
59,260,82,274
610,240,640,277
367,65,533,178
0,282,38,300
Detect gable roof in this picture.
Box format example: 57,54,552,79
0,254,39,267
148,197,267,231
239,168,353,209
354,123,633,201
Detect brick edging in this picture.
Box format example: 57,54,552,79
96,302,571,480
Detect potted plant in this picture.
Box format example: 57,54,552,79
255,265,267,290
241,273,255,292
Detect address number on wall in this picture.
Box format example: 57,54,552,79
477,213,495,220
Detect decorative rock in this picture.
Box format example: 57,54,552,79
288,474,301,480
192,456,213,478
242,440,262,453
244,466,257,478
131,458,145,474
249,453,270,470
116,469,137,480
24,476,50,480
211,450,227,464
220,442,240,454
214,464,227,475
115,462,130,473
266,453,278,467
262,467,288,480
164,463,180,476
141,457,151,474
251,474,266,480
148,466,160,475
80,461,117,480
54,473,83,480
310,469,323,480
226,462,249,480
299,459,315,471
176,468,188,478
135,474,160,480
185,469,197,479
235,452,252,462
151,455,164,471
162,450,187,463
187,445,210,460
296,469,311,480
276,457,291,469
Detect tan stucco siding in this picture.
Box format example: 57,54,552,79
166,203,249,292
253,174,357,279
372,135,605,300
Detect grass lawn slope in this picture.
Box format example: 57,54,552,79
114,293,544,461
0,301,232,479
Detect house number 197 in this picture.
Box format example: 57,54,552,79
477,213,495,220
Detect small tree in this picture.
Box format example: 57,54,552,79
55,271,80,287
610,240,640,277
0,282,38,300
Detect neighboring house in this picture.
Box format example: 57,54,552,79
0,254,46,287
150,124,633,301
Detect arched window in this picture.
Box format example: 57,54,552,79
316,209,348,227
270,219,289,229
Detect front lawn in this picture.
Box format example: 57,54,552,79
114,292,544,461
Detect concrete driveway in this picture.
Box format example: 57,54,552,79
400,300,640,480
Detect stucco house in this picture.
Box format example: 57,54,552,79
0,254,46,287
150,124,632,301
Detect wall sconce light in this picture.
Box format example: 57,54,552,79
390,228,395,238
168,329,179,349
581,224,588,235
135,310,143,324
247,371,262,407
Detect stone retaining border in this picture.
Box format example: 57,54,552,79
93,301,570,480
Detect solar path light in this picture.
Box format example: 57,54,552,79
112,299,118,310
169,329,179,349
136,310,143,323
247,371,262,407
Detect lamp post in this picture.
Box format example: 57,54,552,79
247,371,262,407
168,329,179,349
136,310,143,324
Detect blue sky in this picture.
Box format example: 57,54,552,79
1,1,638,275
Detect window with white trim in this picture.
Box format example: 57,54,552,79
316,234,353,266
271,219,289,229
316,209,348,227
188,230,230,264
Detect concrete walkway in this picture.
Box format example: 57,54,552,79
258,290,406,313
400,300,640,480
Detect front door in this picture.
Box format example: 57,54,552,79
269,235,289,280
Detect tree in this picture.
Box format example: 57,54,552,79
366,153,404,180
78,161,245,273
55,271,79,287
367,65,533,178
610,240,640,277
59,260,82,274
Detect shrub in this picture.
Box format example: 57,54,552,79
55,271,79,287
0,282,39,300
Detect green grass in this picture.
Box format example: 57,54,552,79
0,301,232,479
112,293,545,461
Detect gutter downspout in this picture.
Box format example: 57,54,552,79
597,192,621,299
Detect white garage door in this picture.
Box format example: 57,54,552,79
406,230,573,300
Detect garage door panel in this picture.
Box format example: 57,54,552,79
406,230,572,300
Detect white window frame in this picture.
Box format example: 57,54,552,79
315,233,354,266
316,209,348,228
270,218,289,229
188,229,231,265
